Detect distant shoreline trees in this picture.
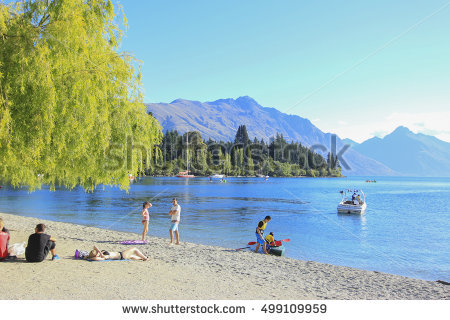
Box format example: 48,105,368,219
151,125,342,177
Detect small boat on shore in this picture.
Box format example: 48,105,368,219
250,241,286,256
337,189,367,214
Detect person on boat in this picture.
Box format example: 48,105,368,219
356,194,362,204
25,223,60,262
255,216,271,254
87,245,148,261
352,192,357,201
265,232,275,246
169,198,181,245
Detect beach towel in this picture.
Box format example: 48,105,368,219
120,240,148,245
86,259,131,262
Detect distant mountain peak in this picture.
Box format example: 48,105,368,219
390,126,413,135
354,126,450,176
236,95,258,103
208,96,260,107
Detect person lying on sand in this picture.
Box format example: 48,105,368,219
87,245,149,261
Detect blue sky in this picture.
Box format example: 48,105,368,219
119,0,450,142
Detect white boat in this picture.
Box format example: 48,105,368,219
210,174,224,179
337,189,367,214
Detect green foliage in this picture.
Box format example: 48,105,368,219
234,124,250,145
245,147,254,176
0,0,162,191
153,126,342,178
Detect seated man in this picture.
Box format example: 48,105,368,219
0,218,10,261
25,223,60,262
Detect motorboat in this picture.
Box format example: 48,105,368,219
210,174,224,179
337,189,367,214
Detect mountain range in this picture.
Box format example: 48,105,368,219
145,97,450,177
351,126,450,177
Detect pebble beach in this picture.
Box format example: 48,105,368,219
0,212,448,300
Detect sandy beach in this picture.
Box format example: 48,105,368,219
0,212,448,300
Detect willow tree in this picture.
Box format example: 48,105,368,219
0,0,162,191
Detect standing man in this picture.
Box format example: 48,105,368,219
25,223,60,262
169,198,181,245
255,216,271,254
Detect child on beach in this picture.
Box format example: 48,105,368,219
141,202,152,241
265,232,275,246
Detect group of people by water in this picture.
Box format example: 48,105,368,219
0,196,276,262
0,197,182,262
141,197,181,244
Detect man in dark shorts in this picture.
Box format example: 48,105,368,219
25,223,60,262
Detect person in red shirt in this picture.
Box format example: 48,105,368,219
0,218,10,260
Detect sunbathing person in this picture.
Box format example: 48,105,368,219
87,245,148,261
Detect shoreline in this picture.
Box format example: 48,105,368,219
1,212,448,300
144,175,345,178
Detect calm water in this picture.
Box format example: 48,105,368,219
0,176,449,281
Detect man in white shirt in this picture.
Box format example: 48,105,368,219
169,198,181,245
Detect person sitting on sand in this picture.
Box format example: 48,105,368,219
87,245,148,261
255,216,271,254
25,223,60,262
0,218,10,261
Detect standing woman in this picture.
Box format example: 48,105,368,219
141,202,152,241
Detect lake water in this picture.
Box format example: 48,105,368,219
0,176,449,281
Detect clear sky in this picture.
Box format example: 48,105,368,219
119,0,450,142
